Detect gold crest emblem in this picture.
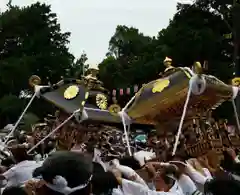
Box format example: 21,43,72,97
64,85,79,100
109,104,121,116
96,94,108,110
152,79,170,93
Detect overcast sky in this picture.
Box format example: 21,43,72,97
0,0,178,67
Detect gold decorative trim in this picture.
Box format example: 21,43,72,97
64,85,79,100
96,93,108,110
85,91,89,99
109,104,121,116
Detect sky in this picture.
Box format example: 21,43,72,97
0,0,179,68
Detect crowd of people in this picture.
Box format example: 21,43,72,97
0,112,240,195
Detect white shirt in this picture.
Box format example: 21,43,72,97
202,168,212,179
185,165,210,193
185,165,208,185
178,174,200,195
121,179,184,195
3,160,42,187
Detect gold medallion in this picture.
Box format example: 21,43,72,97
96,94,108,110
64,85,79,100
109,104,121,116
152,79,170,93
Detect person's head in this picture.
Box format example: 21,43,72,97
33,151,118,195
44,141,56,154
204,173,240,195
91,162,118,195
1,157,15,168
18,134,27,144
10,146,31,163
221,150,235,171
119,156,141,170
153,165,180,192
167,151,188,162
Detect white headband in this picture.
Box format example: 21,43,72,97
45,175,92,195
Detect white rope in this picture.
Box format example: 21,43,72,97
115,93,136,156
127,123,132,155
172,81,193,156
3,92,37,147
27,110,79,154
232,99,240,133
123,94,136,110
120,113,132,156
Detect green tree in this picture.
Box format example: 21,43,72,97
0,2,74,96
0,95,24,127
69,52,89,78
157,5,233,81
195,0,240,74
0,2,74,127
98,25,160,89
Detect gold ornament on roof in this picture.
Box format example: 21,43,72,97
152,79,170,93
109,104,121,116
64,85,79,100
232,77,240,87
96,93,108,110
193,61,203,74
83,70,106,92
29,75,41,87
163,57,174,72
164,56,172,63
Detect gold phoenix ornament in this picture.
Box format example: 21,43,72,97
64,85,79,100
96,93,108,110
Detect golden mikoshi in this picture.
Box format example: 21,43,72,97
96,93,108,110
64,85,79,100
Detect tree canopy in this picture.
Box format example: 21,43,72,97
0,2,74,127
